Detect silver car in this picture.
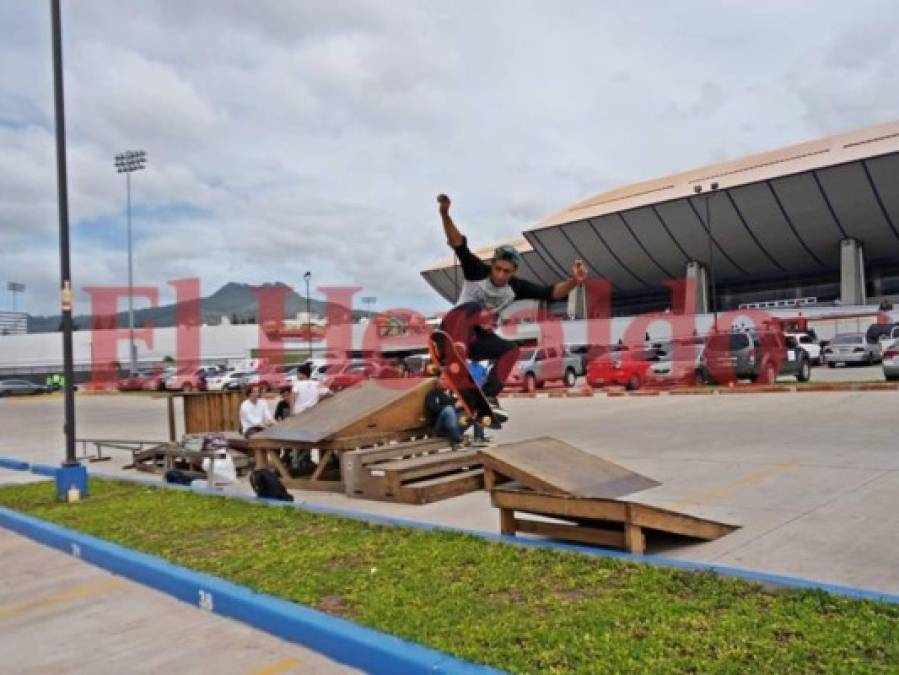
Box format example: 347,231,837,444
0,379,48,396
823,333,882,367
882,339,899,381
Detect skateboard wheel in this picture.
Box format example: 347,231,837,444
481,416,493,427
426,363,440,375
448,362,461,375
458,415,470,427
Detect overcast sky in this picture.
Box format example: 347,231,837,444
1,1,897,317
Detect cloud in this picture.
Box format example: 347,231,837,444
0,1,897,317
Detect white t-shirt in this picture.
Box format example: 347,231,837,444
239,398,273,433
292,379,322,415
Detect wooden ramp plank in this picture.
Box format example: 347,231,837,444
479,437,660,499
252,378,434,445
490,483,738,552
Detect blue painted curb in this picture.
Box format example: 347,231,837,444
0,457,29,471
30,463,58,477
0,507,501,675
91,470,899,606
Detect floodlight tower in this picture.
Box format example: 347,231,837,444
114,149,147,375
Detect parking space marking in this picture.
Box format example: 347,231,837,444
670,461,800,510
250,657,302,674
0,578,126,620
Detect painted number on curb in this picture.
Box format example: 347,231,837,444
71,543,81,559
198,589,214,612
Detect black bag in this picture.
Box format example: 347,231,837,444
249,468,294,502
164,469,194,486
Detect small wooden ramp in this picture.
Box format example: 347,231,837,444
252,378,434,449
479,437,737,554
249,378,436,493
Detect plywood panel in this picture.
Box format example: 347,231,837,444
252,378,434,445
479,437,660,499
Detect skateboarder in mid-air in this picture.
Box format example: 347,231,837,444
436,193,588,420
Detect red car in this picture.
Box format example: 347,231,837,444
322,361,401,392
586,348,661,391
165,368,209,393
117,368,162,392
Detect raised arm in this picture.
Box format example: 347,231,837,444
550,260,588,300
437,194,463,248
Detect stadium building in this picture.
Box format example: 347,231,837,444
421,121,899,318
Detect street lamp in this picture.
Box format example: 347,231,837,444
303,271,312,357
114,149,147,376
50,0,82,493
694,182,719,328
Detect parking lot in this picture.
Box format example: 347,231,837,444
2,382,897,598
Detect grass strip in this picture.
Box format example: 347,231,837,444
1,479,897,674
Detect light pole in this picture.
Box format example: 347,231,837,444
303,271,311,357
114,149,147,375
362,296,376,315
7,282,25,312
694,182,719,329
50,0,80,489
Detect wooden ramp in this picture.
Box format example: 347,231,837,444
250,378,437,493
479,437,737,554
342,437,484,505
252,378,434,448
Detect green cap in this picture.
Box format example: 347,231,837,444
493,244,522,269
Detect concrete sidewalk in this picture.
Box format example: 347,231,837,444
0,527,357,675
2,388,898,596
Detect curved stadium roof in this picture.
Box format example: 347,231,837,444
422,120,899,304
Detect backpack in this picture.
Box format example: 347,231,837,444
249,468,294,502
164,469,194,486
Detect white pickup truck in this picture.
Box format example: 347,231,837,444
507,346,582,392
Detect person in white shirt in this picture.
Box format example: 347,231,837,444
240,385,274,437
291,370,327,415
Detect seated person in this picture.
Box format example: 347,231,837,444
292,370,329,415
425,374,465,448
239,385,274,437
274,386,292,421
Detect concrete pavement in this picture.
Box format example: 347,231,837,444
0,526,357,674
2,385,898,599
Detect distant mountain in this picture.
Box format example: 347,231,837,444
26,282,370,333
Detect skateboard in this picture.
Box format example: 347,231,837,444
427,329,498,429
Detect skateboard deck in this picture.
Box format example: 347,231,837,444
427,329,498,428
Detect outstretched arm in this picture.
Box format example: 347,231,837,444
550,260,588,300
437,194,464,248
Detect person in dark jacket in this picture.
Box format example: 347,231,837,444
425,374,464,447
274,386,292,421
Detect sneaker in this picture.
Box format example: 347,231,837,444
485,397,508,425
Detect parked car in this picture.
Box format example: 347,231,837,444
786,331,822,365
142,367,175,391
507,346,582,392
647,337,708,386
117,369,161,392
165,367,210,392
866,322,899,347
206,369,246,391
0,379,49,396
322,361,400,392
822,333,882,367
586,348,662,390
702,330,777,384
882,340,899,381
781,335,812,382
